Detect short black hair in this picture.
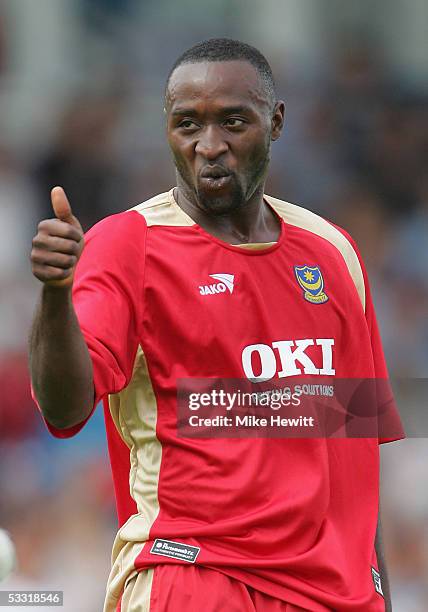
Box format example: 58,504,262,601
166,38,276,109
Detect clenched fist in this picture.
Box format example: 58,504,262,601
31,187,84,288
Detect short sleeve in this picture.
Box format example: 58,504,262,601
40,210,148,438
337,227,405,443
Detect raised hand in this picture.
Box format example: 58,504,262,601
31,187,84,288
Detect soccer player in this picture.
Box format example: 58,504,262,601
30,39,403,611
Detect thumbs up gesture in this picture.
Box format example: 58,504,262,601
31,187,84,288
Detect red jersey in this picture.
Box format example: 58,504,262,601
39,190,403,611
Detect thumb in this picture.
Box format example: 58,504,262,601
51,186,75,224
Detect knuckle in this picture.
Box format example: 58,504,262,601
64,226,76,239
47,267,65,280
50,237,65,251
71,228,83,242
37,219,52,231
60,269,72,280
32,265,47,281
30,248,42,262
32,239,43,251
44,268,55,280
70,242,79,255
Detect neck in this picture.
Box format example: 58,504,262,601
174,180,280,244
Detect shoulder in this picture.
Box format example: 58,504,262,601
80,189,189,266
129,190,193,227
85,209,147,247
265,194,359,257
265,194,366,311
83,190,178,248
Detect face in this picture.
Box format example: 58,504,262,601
166,60,284,215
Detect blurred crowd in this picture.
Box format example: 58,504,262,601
0,1,427,610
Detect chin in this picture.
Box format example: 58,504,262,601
198,195,241,216
196,186,244,216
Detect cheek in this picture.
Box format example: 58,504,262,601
169,136,195,166
237,133,270,170
169,138,198,184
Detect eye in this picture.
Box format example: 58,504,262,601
178,119,199,130
223,117,246,128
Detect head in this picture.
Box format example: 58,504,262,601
165,38,285,215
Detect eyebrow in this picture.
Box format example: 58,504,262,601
171,105,253,117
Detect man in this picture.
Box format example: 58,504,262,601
30,38,402,611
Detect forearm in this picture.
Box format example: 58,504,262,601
29,285,94,429
375,511,392,612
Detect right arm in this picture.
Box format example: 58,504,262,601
29,187,93,430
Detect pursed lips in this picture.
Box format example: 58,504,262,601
199,165,231,179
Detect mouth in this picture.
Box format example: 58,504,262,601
199,166,232,191
200,165,230,179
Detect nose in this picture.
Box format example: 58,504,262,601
194,125,228,160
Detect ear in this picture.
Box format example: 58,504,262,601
271,101,285,141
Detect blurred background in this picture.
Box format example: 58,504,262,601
0,0,427,609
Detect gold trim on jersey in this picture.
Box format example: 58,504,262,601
130,190,194,227
105,190,367,609
120,569,155,612
233,242,277,250
130,190,365,310
264,195,366,311
103,540,146,611
104,347,161,612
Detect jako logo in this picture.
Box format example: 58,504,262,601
199,273,235,296
242,338,335,382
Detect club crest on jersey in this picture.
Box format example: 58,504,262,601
294,265,328,304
